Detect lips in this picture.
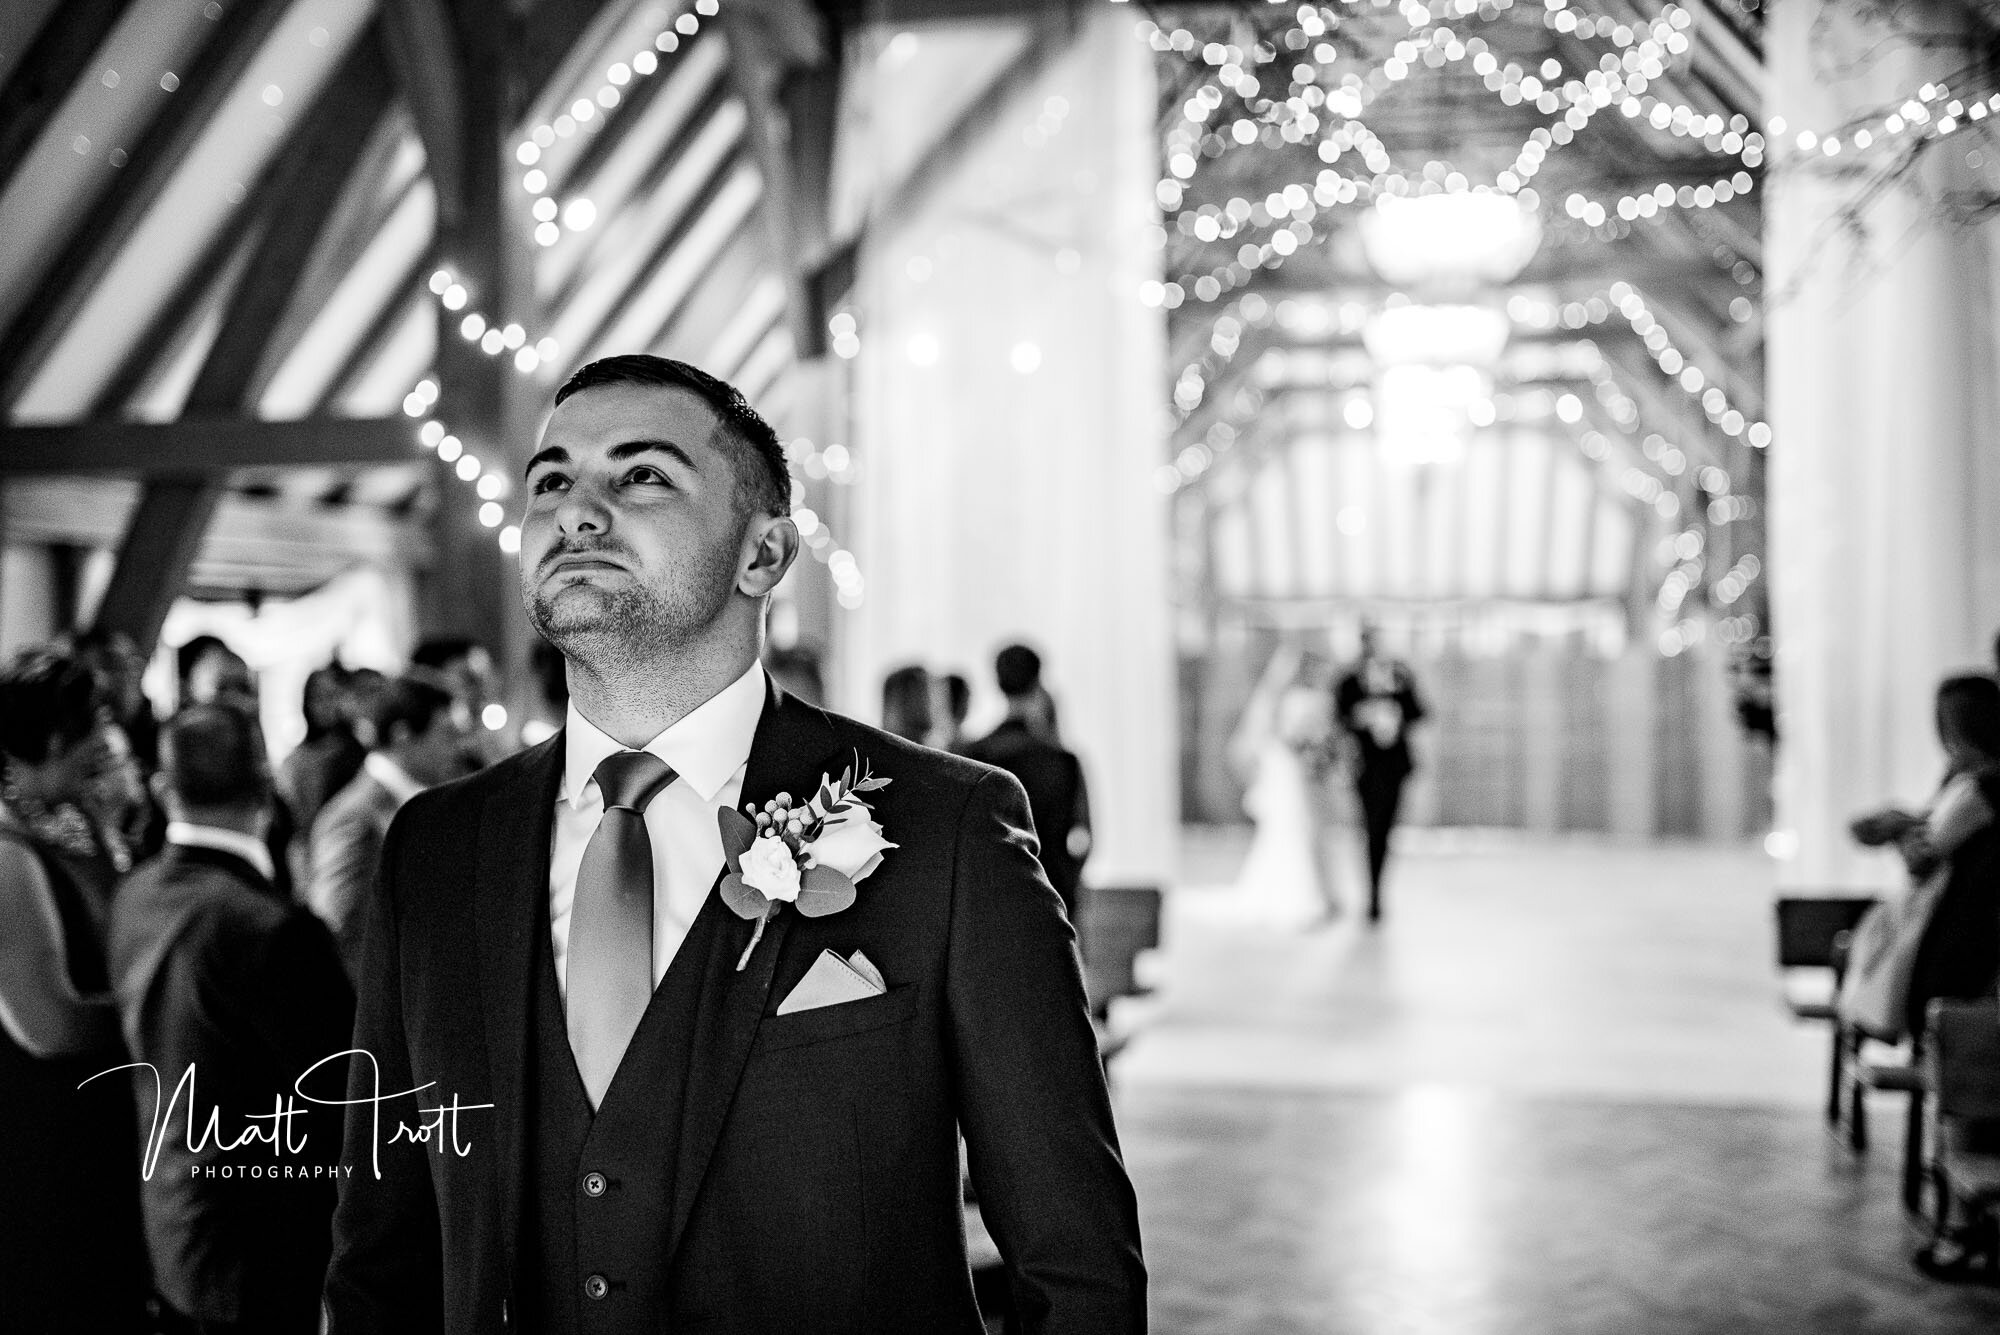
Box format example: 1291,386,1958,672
545,550,628,575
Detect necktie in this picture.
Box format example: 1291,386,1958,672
567,750,677,1108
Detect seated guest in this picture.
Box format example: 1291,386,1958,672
0,647,149,1333
966,644,1093,920
308,672,463,977
1838,674,2000,1042
1901,675,2000,1038
109,703,354,1335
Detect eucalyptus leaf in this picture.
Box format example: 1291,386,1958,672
719,872,768,920
795,864,857,918
717,807,757,871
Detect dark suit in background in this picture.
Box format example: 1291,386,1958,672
325,685,1143,1334
1334,653,1426,922
109,843,355,1334
966,718,1092,921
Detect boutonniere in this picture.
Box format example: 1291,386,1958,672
718,754,895,971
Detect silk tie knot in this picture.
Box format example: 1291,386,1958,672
593,750,675,814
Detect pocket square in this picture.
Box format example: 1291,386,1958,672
776,949,887,1015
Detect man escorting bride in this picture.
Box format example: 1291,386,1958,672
1228,639,1355,926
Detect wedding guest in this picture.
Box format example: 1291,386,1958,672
1899,675,2000,1038
414,635,508,772
0,647,149,1333
74,624,161,772
178,635,256,711
109,703,353,1335
1334,621,1426,923
882,661,934,745
942,671,973,754
277,662,366,840
308,673,463,977
967,644,1093,920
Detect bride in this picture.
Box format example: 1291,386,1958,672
1228,640,1350,925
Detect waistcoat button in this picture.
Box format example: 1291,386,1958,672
583,1171,607,1197
584,1274,609,1300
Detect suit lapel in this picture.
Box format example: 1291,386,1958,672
668,682,842,1256
473,735,563,1274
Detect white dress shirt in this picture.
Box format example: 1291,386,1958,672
165,821,277,884
549,661,766,998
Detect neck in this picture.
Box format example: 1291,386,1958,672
566,639,760,749
1004,697,1037,722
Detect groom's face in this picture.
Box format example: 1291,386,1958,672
519,382,750,656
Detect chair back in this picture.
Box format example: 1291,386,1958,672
1076,886,1163,1007
1925,998,2000,1119
1775,896,1879,969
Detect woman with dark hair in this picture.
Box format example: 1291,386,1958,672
1902,675,2000,1037
0,647,149,1332
1891,674,2000,1281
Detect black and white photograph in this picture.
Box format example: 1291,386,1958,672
1,0,1998,1331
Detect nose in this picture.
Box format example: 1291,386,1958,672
554,477,610,537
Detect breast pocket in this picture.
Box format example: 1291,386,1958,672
755,982,919,1053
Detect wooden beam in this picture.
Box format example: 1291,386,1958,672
3,479,431,572
721,0,839,354
379,0,467,230
92,31,398,651
0,0,290,408
0,0,135,199
0,417,422,476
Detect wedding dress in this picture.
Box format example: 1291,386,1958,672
1232,682,1346,925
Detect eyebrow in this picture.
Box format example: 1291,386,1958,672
523,437,699,479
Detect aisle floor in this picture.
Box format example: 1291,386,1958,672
1109,831,2000,1334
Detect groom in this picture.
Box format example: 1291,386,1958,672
323,356,1145,1333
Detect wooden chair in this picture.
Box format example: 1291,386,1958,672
1077,885,1163,1020
1922,998,2000,1244
1774,895,1878,1122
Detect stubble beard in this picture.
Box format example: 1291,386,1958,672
523,547,737,678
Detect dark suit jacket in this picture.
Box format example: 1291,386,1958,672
965,719,1091,916
107,844,356,1330
325,683,1145,1334
1334,656,1427,780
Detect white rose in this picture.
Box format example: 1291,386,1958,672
740,833,802,903
808,803,896,883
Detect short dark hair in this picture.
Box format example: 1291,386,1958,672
362,674,456,743
554,355,790,517
175,634,233,687
1937,673,2000,763
160,703,267,808
411,636,480,672
995,644,1043,698
0,647,103,767
944,673,971,723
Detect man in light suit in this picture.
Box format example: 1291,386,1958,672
325,356,1145,1333
306,672,463,978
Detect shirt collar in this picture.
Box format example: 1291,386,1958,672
165,821,276,883
363,751,425,805
562,661,767,808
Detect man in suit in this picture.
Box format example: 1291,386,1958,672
306,672,464,978
107,703,355,1334
966,644,1093,922
1333,622,1427,923
325,355,1144,1333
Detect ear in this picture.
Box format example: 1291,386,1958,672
738,512,800,598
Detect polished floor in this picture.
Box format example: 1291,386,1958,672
1108,831,2000,1334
